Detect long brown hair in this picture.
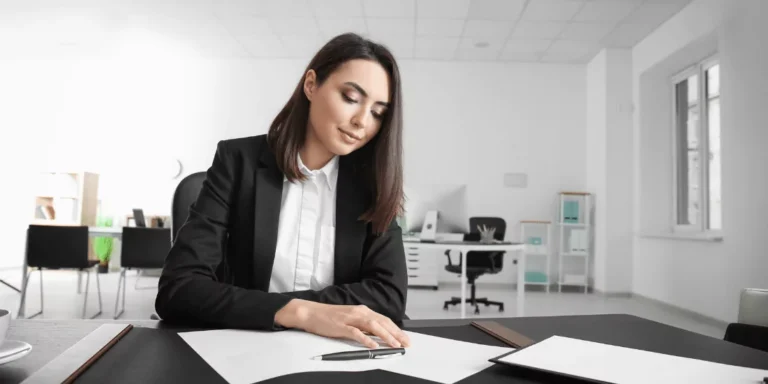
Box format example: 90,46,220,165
267,33,404,235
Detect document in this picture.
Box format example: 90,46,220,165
178,328,512,384
492,335,768,384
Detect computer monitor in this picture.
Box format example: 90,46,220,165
132,209,147,228
402,184,470,241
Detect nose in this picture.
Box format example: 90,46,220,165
351,109,369,130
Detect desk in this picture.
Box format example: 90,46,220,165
4,315,768,383
403,240,525,319
88,227,123,240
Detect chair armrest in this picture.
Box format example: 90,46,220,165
444,250,462,266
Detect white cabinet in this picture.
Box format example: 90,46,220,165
404,245,439,289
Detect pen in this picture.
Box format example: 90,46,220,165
311,348,406,361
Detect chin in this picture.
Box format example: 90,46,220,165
328,140,357,156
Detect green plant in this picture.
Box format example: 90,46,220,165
93,216,114,266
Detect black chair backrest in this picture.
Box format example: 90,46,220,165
26,225,90,269
121,227,172,269
171,171,206,244
466,217,507,270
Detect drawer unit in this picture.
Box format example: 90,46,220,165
404,246,438,289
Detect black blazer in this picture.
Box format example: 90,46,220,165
155,135,408,330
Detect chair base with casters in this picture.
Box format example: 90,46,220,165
18,264,103,320
443,274,504,314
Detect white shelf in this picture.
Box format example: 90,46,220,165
561,252,588,257
557,193,593,294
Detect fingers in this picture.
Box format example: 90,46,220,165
346,326,379,349
360,319,401,348
376,316,411,347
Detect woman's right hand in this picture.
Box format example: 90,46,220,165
274,299,411,349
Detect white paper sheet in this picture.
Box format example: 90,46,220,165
178,329,512,384
494,335,768,384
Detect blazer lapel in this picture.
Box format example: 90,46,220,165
334,156,368,285
252,147,283,291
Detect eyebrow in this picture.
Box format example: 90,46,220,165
344,81,390,107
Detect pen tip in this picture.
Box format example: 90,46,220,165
311,356,321,360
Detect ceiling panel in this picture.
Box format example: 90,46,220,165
308,0,364,18
216,15,273,36
417,18,465,37
601,23,657,47
315,17,368,39
417,0,471,19
362,0,415,18
558,22,615,41
462,20,514,39
623,2,686,24
413,36,460,59
466,0,527,21
0,0,694,63
268,17,320,36
511,21,566,39
499,51,540,62
521,0,585,21
366,18,415,36
503,38,552,53
572,0,640,22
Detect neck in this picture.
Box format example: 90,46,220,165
301,128,335,171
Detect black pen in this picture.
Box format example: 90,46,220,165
311,348,406,361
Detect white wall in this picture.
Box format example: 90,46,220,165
587,48,633,294
587,50,608,291
1,55,588,284
632,0,768,322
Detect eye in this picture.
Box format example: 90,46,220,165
341,92,357,103
371,111,384,120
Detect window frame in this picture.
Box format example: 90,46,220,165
670,54,721,235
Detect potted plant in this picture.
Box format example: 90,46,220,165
93,216,114,273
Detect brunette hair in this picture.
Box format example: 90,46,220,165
267,33,404,234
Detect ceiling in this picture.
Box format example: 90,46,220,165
0,0,693,63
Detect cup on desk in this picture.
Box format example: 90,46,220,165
0,309,9,346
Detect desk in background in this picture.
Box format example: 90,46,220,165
5,314,768,384
403,235,525,319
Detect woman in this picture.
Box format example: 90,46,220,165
155,33,410,349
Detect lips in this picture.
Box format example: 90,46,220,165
338,128,361,141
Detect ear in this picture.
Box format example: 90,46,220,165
303,69,317,101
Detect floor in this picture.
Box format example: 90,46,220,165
0,268,727,339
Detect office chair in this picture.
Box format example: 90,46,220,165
443,217,506,315
724,288,768,353
171,171,206,244
19,225,102,319
114,227,171,319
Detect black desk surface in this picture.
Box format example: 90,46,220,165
3,314,768,384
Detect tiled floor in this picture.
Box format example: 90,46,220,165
0,269,727,339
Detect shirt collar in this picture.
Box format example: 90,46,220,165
284,154,339,192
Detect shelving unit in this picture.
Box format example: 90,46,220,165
521,220,552,293
31,171,100,261
556,192,593,293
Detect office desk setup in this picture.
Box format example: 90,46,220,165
3,314,768,383
403,236,526,318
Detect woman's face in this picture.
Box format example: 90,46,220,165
304,59,391,156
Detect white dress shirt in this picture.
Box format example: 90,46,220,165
268,154,339,293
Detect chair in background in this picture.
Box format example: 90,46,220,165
443,217,506,315
171,171,206,244
114,227,171,319
724,288,768,353
19,225,102,319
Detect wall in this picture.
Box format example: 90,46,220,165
632,0,768,322
587,48,633,294
0,57,587,282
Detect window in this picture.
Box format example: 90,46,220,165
672,57,721,233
